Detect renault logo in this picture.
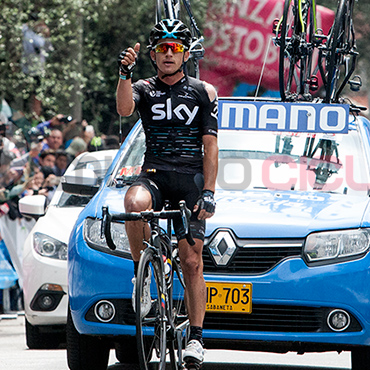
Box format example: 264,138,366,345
208,230,237,266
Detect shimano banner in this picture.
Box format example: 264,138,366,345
218,101,349,133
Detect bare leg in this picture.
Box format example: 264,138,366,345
178,238,206,327
124,185,152,261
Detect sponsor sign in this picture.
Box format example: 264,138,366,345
218,101,349,133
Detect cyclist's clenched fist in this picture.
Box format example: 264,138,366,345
117,43,140,77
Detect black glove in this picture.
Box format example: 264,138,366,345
117,49,137,76
196,190,216,214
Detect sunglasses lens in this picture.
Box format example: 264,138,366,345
155,43,184,53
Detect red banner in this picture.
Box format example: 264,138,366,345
200,0,335,97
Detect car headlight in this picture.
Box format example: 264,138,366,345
83,218,131,257
304,229,370,264
33,232,68,260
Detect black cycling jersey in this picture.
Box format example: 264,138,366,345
132,75,218,174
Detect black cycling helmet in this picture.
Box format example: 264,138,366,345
149,19,192,49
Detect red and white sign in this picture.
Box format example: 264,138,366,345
200,0,335,97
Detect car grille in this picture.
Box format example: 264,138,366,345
203,235,304,274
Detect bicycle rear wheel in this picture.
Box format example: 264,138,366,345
136,247,167,370
155,0,180,22
324,0,353,103
279,0,314,101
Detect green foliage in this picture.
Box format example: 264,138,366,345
0,0,210,135
0,0,368,136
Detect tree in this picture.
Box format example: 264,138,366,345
0,0,209,136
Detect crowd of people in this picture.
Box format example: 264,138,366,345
0,111,120,220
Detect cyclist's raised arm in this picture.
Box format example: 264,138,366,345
116,42,140,117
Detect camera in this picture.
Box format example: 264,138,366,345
60,115,73,124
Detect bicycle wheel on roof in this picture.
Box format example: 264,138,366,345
324,0,356,103
156,0,180,22
278,0,315,101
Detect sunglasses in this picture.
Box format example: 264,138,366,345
154,42,185,53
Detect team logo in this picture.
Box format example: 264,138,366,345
151,98,199,125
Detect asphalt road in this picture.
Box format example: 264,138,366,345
0,313,351,370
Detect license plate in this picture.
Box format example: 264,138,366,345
206,282,252,314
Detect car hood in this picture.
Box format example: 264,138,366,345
32,206,84,244
208,189,370,238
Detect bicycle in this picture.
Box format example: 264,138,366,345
102,200,197,370
274,0,361,104
155,0,205,78
273,0,325,102
323,0,359,103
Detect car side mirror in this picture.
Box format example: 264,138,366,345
19,194,48,220
61,168,100,196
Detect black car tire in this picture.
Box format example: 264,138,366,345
66,306,110,370
115,336,140,365
25,318,63,349
352,347,370,370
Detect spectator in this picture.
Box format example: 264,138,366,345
39,149,56,169
42,128,64,151
0,114,20,159
0,151,16,189
65,137,87,165
62,118,81,148
105,135,120,149
36,114,65,135
81,124,95,145
87,136,106,152
53,150,68,176
10,140,43,176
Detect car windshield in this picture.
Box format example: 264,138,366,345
58,156,116,207
111,125,370,196
218,128,370,195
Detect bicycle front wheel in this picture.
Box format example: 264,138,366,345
279,0,314,101
324,0,350,103
136,247,167,370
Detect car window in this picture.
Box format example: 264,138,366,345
58,156,116,207
218,128,370,195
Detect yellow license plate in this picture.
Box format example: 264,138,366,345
206,282,252,313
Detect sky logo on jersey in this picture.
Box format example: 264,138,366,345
218,101,349,134
152,98,199,125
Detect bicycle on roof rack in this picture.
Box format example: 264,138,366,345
155,0,204,79
102,201,195,370
273,0,361,104
273,0,323,102
323,0,360,103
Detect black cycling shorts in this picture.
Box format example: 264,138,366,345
130,170,205,241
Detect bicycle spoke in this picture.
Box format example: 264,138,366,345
136,248,167,370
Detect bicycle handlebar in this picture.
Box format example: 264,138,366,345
101,201,195,250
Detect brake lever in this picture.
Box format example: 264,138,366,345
101,206,116,250
179,200,195,246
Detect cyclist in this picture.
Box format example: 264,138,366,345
116,19,218,367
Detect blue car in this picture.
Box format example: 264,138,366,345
67,99,370,370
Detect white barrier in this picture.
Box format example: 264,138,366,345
0,215,35,289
